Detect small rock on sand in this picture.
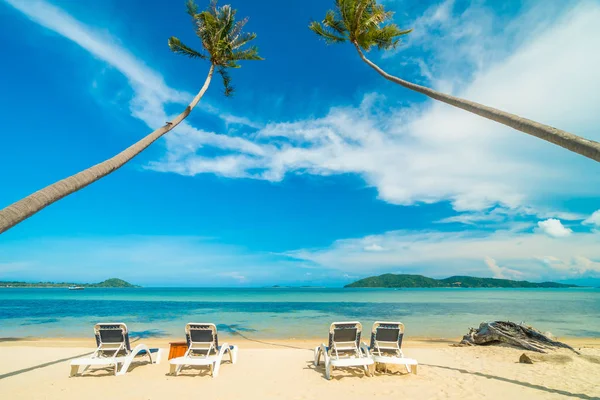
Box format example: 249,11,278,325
520,353,534,364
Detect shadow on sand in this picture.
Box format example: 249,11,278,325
231,330,312,351
0,337,29,343
0,351,93,380
0,336,150,380
423,363,597,400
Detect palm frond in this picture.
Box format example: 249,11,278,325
229,17,249,44
185,0,198,17
232,46,263,61
360,4,392,32
218,66,234,96
232,32,257,50
323,10,347,36
208,0,218,16
168,37,207,59
351,0,371,36
337,0,352,31
309,21,347,44
371,24,412,50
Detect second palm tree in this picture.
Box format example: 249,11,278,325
309,0,600,163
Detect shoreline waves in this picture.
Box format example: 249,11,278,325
1,287,598,339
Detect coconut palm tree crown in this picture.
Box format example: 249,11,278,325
309,0,411,51
169,0,262,96
309,0,600,163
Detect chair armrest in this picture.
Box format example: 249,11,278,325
217,343,230,358
314,344,329,366
359,342,372,357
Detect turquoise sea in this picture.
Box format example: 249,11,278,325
1,288,599,339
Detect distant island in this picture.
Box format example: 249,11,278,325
345,274,579,288
0,278,140,288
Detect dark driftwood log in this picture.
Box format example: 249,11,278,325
458,321,579,354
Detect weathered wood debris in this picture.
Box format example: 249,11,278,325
457,321,579,354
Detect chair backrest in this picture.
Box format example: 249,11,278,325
185,323,218,356
94,323,131,354
328,321,362,353
370,321,404,356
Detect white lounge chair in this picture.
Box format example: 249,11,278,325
169,323,238,378
368,321,418,374
69,323,161,376
313,321,374,380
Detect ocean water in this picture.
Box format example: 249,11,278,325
1,288,599,340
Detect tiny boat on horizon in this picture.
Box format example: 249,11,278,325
68,286,84,290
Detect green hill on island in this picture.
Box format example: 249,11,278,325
0,278,140,288
345,274,579,288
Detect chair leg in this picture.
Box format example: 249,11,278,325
325,361,331,380
314,346,321,366
69,365,79,377
212,361,220,378
231,346,238,364
363,365,371,377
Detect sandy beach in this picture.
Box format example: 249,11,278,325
1,337,599,399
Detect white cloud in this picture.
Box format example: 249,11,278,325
4,0,260,146
148,2,600,213
364,244,385,252
583,210,600,227
536,218,573,238
438,206,586,226
218,271,247,282
484,256,523,280
0,236,320,286
285,228,600,279
7,0,600,216
538,255,600,275
4,0,185,104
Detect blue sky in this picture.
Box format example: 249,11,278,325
1,0,600,287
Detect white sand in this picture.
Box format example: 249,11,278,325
1,338,599,399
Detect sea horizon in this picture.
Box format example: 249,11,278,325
2,287,598,340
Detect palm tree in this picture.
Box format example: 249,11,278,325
309,0,600,162
0,0,262,235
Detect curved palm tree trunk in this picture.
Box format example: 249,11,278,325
0,65,215,235
353,43,600,163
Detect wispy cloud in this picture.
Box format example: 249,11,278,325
583,210,600,228
7,0,600,215
4,0,261,147
484,256,523,280
438,207,586,226
364,244,385,252
285,225,600,280
0,236,323,286
4,0,185,103
148,2,600,213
